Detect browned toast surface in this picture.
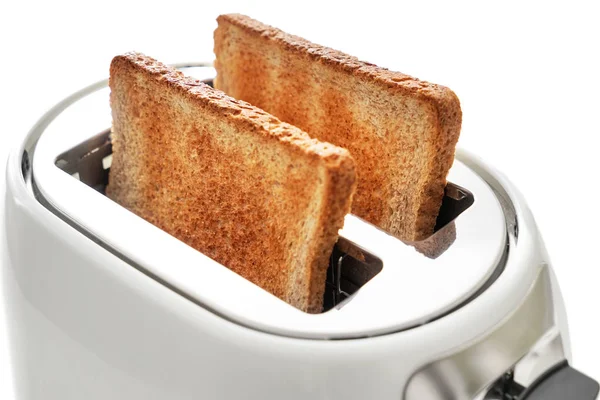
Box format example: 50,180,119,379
214,14,462,241
106,52,356,312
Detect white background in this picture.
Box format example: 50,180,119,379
1,0,598,398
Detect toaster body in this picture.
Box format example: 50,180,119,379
2,64,598,400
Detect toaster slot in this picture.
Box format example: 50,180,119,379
54,128,385,313
323,239,383,311
55,131,111,194
55,128,475,229
434,182,474,234
199,73,474,238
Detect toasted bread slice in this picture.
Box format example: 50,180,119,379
214,14,462,242
106,52,356,313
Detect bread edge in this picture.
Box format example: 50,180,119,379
304,155,356,313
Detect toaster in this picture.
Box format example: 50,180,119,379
2,62,598,400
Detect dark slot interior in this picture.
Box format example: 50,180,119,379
434,182,474,232
55,127,474,312
323,241,383,311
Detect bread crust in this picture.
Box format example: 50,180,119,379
106,52,356,313
214,14,462,241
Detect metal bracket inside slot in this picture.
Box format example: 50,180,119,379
323,240,383,311
55,131,111,194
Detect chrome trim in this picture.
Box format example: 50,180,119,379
405,266,562,400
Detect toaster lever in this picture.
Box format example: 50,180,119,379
518,361,599,400
484,362,600,400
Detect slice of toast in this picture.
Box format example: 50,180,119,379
106,52,356,313
214,14,462,242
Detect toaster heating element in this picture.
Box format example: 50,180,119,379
3,62,598,400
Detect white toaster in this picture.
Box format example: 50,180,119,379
2,63,598,400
